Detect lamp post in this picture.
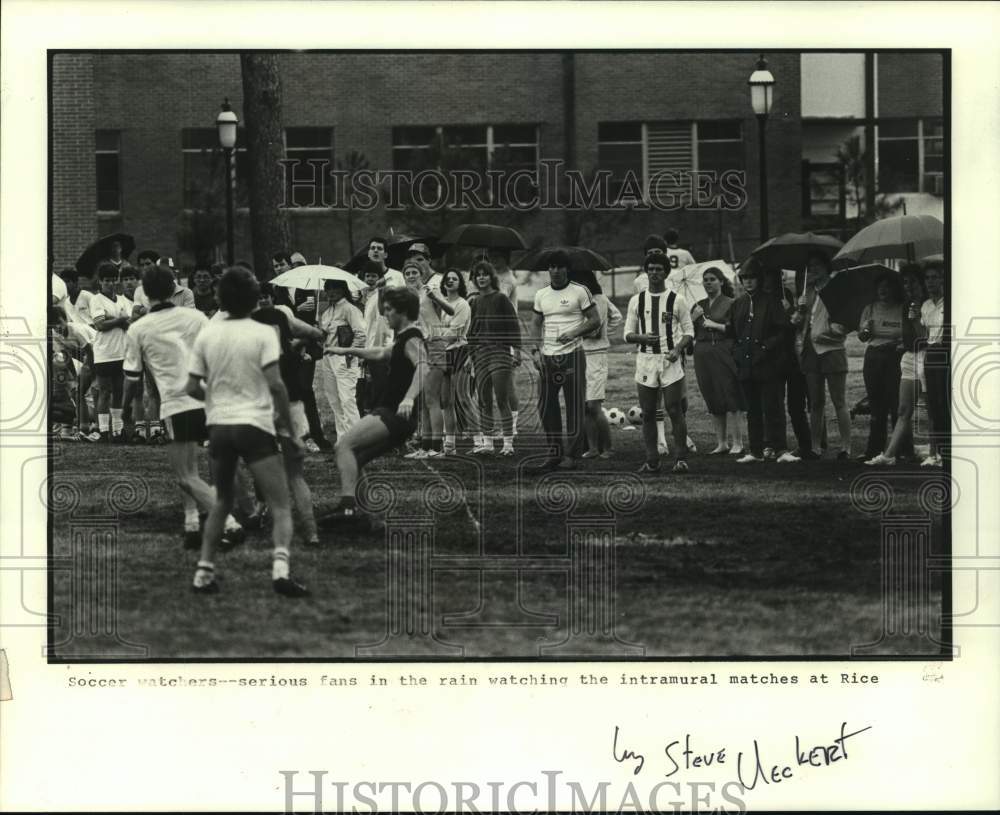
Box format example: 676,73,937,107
748,55,775,244
216,98,239,265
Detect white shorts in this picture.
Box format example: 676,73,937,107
900,350,926,384
634,352,685,389
585,351,608,401
277,400,310,440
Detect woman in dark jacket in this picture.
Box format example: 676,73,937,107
728,260,794,463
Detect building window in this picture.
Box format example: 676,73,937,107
182,128,249,210
284,127,334,207
96,130,121,212
878,117,943,195
598,120,744,199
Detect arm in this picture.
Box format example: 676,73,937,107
263,362,298,445
440,300,471,341
283,309,324,342
424,286,455,316
185,374,206,401
606,299,623,331
396,337,429,418
326,343,393,362
556,304,601,345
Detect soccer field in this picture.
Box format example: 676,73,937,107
49,335,946,660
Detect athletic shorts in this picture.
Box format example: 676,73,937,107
900,350,925,383
208,424,279,466
801,346,848,376
373,406,418,446
164,408,208,444
275,401,309,462
585,351,609,401
93,359,124,378
634,353,684,389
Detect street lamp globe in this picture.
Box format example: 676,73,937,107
748,55,775,117
216,98,239,149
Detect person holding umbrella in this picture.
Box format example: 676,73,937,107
793,253,854,460
857,271,906,461
865,264,927,467
920,258,947,467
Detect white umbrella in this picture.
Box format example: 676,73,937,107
666,260,735,305
269,264,366,293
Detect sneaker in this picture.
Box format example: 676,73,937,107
304,438,321,454
304,534,321,547
657,442,670,456
273,577,310,598
864,453,897,467
776,451,801,464
471,445,494,456
82,430,102,443
763,447,777,461
728,445,744,456
920,454,942,468
737,453,764,464
636,461,661,474
442,444,457,456
58,426,79,441
795,448,820,460
672,460,689,473
498,447,515,457
183,530,201,550
708,445,730,456
424,449,444,459
219,526,246,552
404,449,428,459
598,451,614,459
581,450,601,459
686,437,698,454
317,504,361,526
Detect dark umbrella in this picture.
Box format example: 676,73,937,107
818,264,897,331
342,234,433,274
748,232,843,271
438,223,527,251
76,232,135,276
833,214,943,268
516,245,613,273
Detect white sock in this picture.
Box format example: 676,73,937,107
184,507,200,531
98,413,110,433
444,435,456,447
110,408,123,434
272,547,290,581
656,425,667,446
193,561,215,587
511,410,519,431
473,434,484,448
503,436,514,450
224,514,241,532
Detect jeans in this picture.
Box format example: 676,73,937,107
539,348,587,460
741,378,786,456
863,344,903,457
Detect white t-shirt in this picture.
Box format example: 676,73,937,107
624,289,694,354
532,282,595,356
189,317,281,435
383,268,406,289
74,290,94,325
89,292,131,363
124,304,209,419
364,291,393,349
666,247,696,270
51,273,67,306
921,297,945,345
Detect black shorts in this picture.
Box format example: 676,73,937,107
164,408,208,444
208,424,279,466
93,360,124,379
373,407,418,445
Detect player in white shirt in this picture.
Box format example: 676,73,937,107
122,264,244,548
527,251,601,471
89,262,133,441
624,252,695,473
187,266,308,597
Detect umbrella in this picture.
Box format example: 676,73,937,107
438,223,527,251
270,264,366,293
516,246,613,273
749,232,843,272
342,234,432,274
818,264,897,331
833,214,943,268
76,232,135,276
664,260,736,306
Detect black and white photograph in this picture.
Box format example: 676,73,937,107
43,47,953,660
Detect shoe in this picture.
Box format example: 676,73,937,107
672,460,689,473
581,450,601,459
525,458,560,473
657,442,669,456
442,444,457,456
776,451,802,464
708,445,730,456
686,437,698,454
763,447,776,461
737,453,764,464
864,453,896,467
202,439,210,449
728,446,744,456
183,529,201,550
471,445,494,456
795,448,820,460
192,579,220,595
636,461,661,474
920,454,942,468
58,426,79,441
404,449,428,459
317,504,361,527
304,438,321,454
82,430,102,443
598,451,614,459
219,526,246,552
147,428,167,445
273,577,310,598
424,449,444,459
498,447,515,457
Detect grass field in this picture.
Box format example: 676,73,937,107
50,333,947,660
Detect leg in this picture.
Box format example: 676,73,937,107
492,366,515,438
886,379,919,458
786,369,813,453
826,372,852,455
538,355,563,459
862,349,885,458
924,347,950,457
441,372,457,438
334,357,361,437
806,371,826,453
637,383,661,465
299,358,329,447
597,401,612,452
584,400,601,454
167,441,216,513
726,411,743,450
334,414,394,500
199,442,239,575
282,444,317,542
742,380,764,457
94,372,111,433
563,349,588,459
246,452,296,585
662,377,688,462
424,366,446,449
762,378,787,453
318,356,342,426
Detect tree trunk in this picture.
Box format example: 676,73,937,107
240,53,291,280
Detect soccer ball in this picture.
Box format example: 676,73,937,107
607,408,626,426
627,406,643,425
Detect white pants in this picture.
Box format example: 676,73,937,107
319,354,360,437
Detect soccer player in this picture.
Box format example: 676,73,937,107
318,287,428,522
90,262,132,441
664,227,696,271
186,267,308,597
122,264,244,547
624,252,694,473
528,251,601,471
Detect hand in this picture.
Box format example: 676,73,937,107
797,294,808,308
555,331,574,345
791,312,803,326
297,297,316,313
666,349,679,363
690,305,704,322
397,397,415,418
288,434,306,454
830,322,847,336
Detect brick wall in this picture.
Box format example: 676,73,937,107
51,53,97,271
877,52,944,119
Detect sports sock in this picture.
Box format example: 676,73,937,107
472,433,484,448
503,436,514,451
444,434,456,448
98,413,110,433
184,507,200,531
511,410,519,431
272,547,290,581
193,561,215,588
110,408,123,435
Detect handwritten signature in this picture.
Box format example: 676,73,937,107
613,722,872,789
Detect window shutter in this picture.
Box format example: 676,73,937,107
646,122,693,177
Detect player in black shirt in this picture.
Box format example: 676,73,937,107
318,287,427,522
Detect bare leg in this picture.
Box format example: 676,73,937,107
711,414,727,451
827,372,853,455
335,415,393,499
885,379,919,458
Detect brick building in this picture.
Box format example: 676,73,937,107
50,50,944,275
